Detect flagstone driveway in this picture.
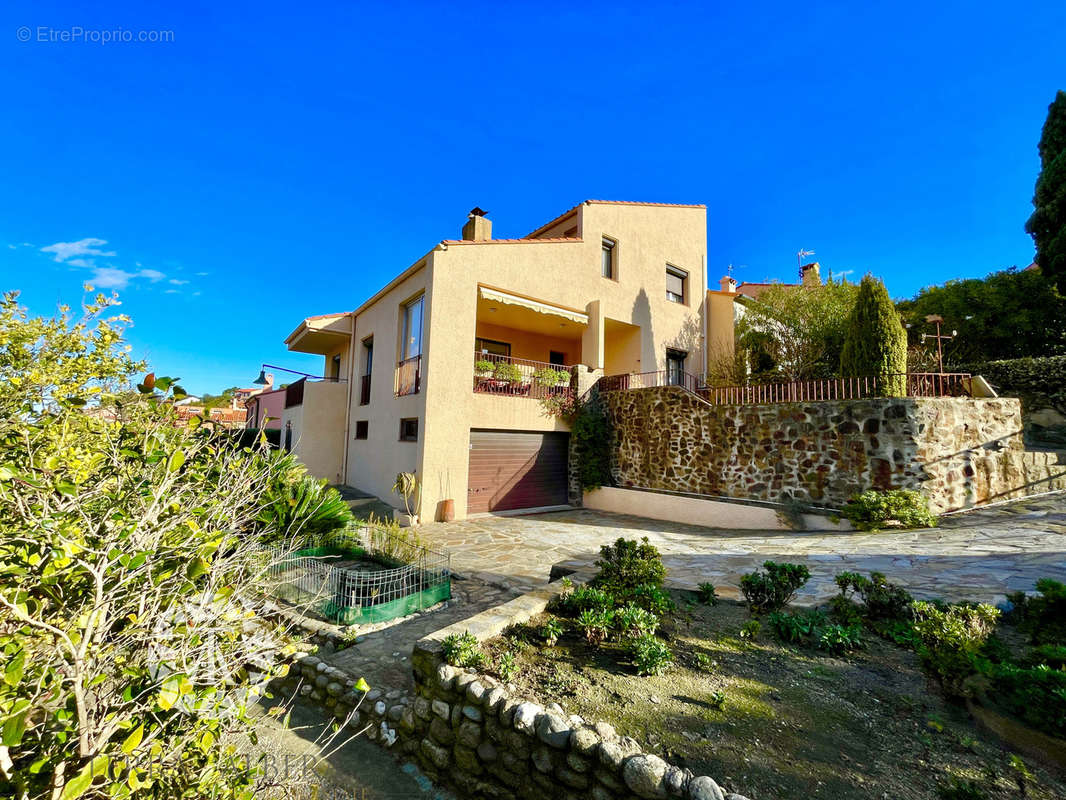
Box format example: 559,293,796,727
416,493,1066,606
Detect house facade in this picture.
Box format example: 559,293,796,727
281,200,708,520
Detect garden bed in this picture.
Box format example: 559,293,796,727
482,596,1066,800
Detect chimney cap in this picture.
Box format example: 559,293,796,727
469,207,489,218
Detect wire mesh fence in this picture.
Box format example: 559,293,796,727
261,525,451,626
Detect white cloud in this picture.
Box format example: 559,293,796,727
66,258,93,267
6,244,14,250
138,269,165,282
195,271,209,276
164,289,180,294
41,237,116,263
88,267,137,289
168,278,189,285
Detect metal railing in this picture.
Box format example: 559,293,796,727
283,376,346,409
359,374,371,405
472,352,574,401
262,526,451,625
396,355,421,396
600,370,973,405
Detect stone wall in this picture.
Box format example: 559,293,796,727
602,387,1066,513
275,579,752,800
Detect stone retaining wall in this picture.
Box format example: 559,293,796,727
275,579,753,800
602,388,1066,513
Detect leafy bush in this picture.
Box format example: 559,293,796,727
1011,578,1066,645
767,610,827,644
563,585,616,614
493,361,523,383
254,452,354,542
740,561,811,614
840,490,937,531
630,583,675,615
1022,643,1066,669
936,777,987,800
697,582,718,605
534,367,569,387
578,609,613,646
474,358,495,375
817,624,864,655
835,570,914,621
614,604,659,638
541,618,564,647
912,601,1000,695
740,620,762,640
593,537,666,594
630,635,674,676
496,650,519,682
570,390,613,490
442,631,485,668
981,659,1066,738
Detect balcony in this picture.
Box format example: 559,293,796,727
284,376,346,409
472,352,574,402
396,355,422,397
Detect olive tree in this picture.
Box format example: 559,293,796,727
0,291,352,800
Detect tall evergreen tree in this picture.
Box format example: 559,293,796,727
1026,90,1066,292
841,274,907,395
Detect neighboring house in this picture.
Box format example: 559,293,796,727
280,200,708,520
244,387,285,430
174,405,247,427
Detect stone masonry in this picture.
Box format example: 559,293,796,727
602,387,1066,513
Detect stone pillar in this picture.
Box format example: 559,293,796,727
581,300,604,371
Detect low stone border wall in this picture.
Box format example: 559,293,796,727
273,579,754,799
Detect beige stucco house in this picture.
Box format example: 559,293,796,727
280,200,715,520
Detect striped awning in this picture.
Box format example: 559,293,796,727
478,286,588,325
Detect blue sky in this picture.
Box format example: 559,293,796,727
1,1,1063,395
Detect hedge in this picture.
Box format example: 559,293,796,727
965,356,1066,413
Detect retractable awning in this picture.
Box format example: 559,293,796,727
477,287,588,325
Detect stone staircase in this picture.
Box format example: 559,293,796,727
332,484,396,523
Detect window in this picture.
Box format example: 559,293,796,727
549,351,565,366
601,237,616,279
330,354,341,380
401,295,424,360
284,421,292,452
666,265,687,304
475,338,511,357
360,338,373,405
666,349,687,386
354,420,368,440
399,417,418,442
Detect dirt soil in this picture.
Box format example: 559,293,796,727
485,595,1066,800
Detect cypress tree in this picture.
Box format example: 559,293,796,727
1026,90,1066,292
840,274,907,395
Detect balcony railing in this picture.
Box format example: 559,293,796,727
600,371,973,405
283,376,346,409
359,374,371,405
396,355,422,397
472,352,574,401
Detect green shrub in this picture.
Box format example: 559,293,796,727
564,585,615,614
541,618,564,647
840,274,907,395
534,367,569,387
630,583,675,615
493,361,523,383
442,631,485,668
630,635,674,676
936,777,987,800
571,390,613,490
593,537,666,594
1012,578,1066,645
964,355,1066,416
739,619,762,640
828,595,864,626
981,659,1066,738
767,610,827,644
911,601,1000,696
817,624,864,655
740,561,811,614
254,453,354,542
474,359,495,375
835,570,914,620
697,582,718,605
840,489,937,531
578,609,613,646
496,650,519,682
614,604,659,638
1022,643,1066,669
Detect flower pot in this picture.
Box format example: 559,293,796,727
393,509,418,527
440,499,455,522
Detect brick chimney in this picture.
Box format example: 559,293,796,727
461,207,492,241
720,275,738,293
801,262,821,287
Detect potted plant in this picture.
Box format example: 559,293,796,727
535,367,570,395
474,359,495,392
493,361,524,394
392,471,420,527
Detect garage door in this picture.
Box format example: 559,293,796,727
467,430,570,513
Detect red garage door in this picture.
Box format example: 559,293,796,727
467,430,570,513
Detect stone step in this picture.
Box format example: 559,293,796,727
1019,449,1066,467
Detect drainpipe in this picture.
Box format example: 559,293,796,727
341,311,355,486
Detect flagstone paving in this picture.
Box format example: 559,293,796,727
416,493,1066,606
